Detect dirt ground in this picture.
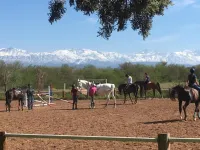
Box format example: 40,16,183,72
1,98,200,150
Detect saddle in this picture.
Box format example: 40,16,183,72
184,86,199,101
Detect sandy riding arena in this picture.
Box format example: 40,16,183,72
1,99,200,150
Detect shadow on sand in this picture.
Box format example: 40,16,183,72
143,119,182,124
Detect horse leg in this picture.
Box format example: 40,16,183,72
183,101,189,121
7,101,11,112
112,91,117,108
179,100,183,120
22,100,24,111
123,92,126,104
193,102,198,121
105,93,111,108
134,91,137,104
128,93,133,104
18,99,20,111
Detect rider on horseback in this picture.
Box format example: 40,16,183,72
187,68,200,92
144,73,150,90
125,74,132,91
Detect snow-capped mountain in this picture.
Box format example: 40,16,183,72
0,48,200,67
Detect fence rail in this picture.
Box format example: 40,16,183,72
1,132,200,150
5,132,157,142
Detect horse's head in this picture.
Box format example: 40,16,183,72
77,79,91,89
169,85,183,101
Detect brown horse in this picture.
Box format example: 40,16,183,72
134,81,162,99
5,88,26,112
170,85,200,121
118,83,139,104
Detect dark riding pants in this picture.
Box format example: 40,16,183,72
191,84,200,92
27,95,34,110
72,95,78,109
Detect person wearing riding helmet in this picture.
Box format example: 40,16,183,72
144,73,150,90
125,74,132,90
71,84,78,110
187,68,200,92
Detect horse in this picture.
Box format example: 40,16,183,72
77,79,117,108
134,81,162,99
5,87,27,112
14,88,27,111
169,85,200,121
118,83,139,104
5,88,14,112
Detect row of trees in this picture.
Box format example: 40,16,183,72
0,60,198,91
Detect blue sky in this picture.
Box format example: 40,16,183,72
0,0,200,54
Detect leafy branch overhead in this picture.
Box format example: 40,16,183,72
48,0,173,40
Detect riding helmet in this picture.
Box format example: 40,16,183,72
190,68,195,73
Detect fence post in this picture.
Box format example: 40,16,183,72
63,83,66,98
0,131,6,150
157,133,170,150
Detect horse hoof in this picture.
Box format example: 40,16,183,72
180,116,183,120
194,118,197,121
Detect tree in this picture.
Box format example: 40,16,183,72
0,61,22,91
48,0,172,39
36,67,47,92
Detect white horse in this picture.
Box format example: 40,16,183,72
77,79,117,108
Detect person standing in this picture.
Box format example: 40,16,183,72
89,83,97,109
49,84,53,103
71,84,78,110
26,84,34,110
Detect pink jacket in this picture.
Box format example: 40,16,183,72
89,86,97,96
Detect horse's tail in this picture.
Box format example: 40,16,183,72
156,82,163,97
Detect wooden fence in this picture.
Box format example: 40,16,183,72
1,132,200,150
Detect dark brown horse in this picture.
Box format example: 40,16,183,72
170,85,200,121
134,81,162,99
118,83,139,104
5,88,26,112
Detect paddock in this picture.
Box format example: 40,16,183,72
1,98,200,149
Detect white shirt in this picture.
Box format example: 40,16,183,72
127,76,132,84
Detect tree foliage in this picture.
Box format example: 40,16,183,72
48,0,172,39
0,60,196,91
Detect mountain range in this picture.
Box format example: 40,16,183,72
0,47,199,68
